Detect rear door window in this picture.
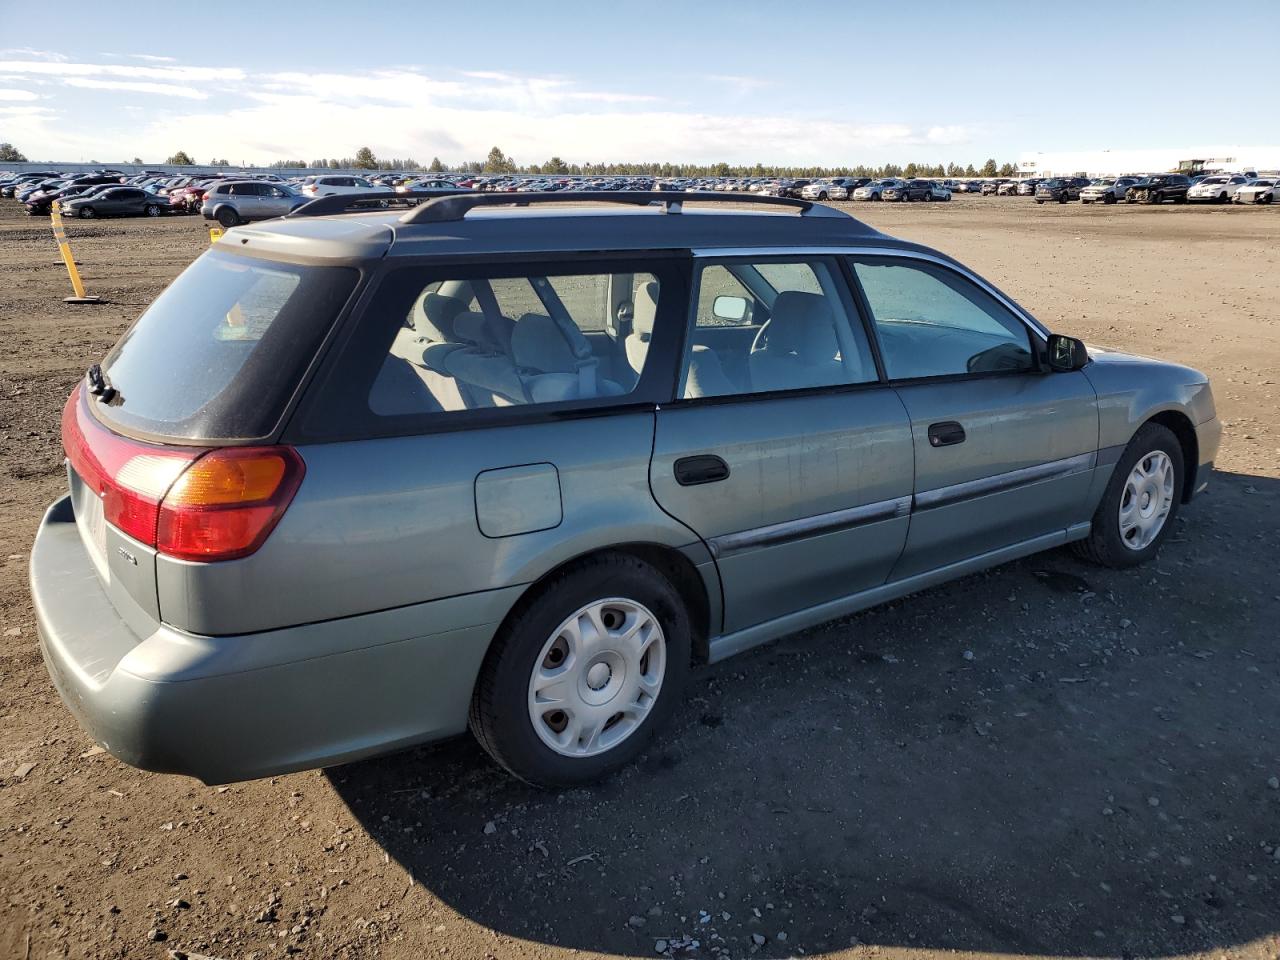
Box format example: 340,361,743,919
96,250,358,441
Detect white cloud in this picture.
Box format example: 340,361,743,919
3,54,981,166
128,54,177,63
706,74,774,98
0,88,38,101
0,59,244,85
64,77,207,99
0,48,67,62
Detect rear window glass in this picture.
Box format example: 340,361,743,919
97,250,357,441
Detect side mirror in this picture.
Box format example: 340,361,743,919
1046,334,1089,372
712,295,750,323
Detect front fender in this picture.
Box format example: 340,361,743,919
1080,349,1214,448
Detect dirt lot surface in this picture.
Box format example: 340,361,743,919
1,197,1277,960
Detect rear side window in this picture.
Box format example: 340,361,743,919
295,259,687,440
681,258,876,399
97,251,357,441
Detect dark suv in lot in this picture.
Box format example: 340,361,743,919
1126,174,1192,204
31,191,1220,788
1034,177,1090,203
881,179,935,202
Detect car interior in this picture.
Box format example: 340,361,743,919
369,256,1037,417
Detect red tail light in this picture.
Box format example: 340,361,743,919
156,447,304,561
61,386,304,562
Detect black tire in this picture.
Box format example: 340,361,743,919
818,191,828,200
144,204,160,217
1035,199,1044,204
1104,194,1116,204
1072,423,1185,569
469,553,692,787
1147,192,1161,204
78,206,94,219
216,206,240,228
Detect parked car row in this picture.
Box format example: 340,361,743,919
5,167,1275,227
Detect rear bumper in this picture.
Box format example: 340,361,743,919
32,495,518,784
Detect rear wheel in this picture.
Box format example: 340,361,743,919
1073,423,1184,568
469,554,692,786
216,206,240,228
78,206,95,219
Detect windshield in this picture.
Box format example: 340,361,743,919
97,250,358,441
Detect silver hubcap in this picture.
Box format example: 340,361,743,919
527,598,666,758
1119,451,1174,550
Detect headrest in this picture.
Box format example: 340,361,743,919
633,280,660,339
453,311,515,356
412,292,467,341
766,291,838,365
452,311,490,345
511,313,585,373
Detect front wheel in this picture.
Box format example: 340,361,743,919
1104,194,1117,204
469,554,692,786
78,206,95,219
1073,423,1184,568
144,204,160,217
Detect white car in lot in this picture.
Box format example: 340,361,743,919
1079,177,1139,204
299,175,379,199
1233,178,1276,204
851,178,905,201
1187,175,1250,204
800,181,848,200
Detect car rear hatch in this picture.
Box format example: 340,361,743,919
61,249,359,631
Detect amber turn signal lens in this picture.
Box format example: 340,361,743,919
164,453,288,506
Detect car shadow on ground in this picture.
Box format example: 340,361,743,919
329,471,1280,958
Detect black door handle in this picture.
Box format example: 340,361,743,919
927,421,966,447
674,455,730,486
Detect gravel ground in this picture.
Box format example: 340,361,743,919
0,196,1277,960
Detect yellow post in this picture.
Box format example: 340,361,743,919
50,202,101,304
208,225,224,243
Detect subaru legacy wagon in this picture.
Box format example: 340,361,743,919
31,192,1220,786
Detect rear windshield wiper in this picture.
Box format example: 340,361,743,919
86,363,119,404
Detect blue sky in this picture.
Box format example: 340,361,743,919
0,0,1274,168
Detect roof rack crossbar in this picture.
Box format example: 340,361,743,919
287,189,470,218
398,190,843,225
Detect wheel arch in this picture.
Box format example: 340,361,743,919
1143,409,1199,503
492,542,715,668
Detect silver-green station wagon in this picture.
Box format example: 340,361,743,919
31,192,1220,786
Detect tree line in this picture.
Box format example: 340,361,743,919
1,141,1023,179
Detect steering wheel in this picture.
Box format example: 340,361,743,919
750,315,772,354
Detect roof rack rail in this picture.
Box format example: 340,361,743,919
399,190,843,225
287,189,470,218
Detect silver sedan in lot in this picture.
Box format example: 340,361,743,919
800,181,848,201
